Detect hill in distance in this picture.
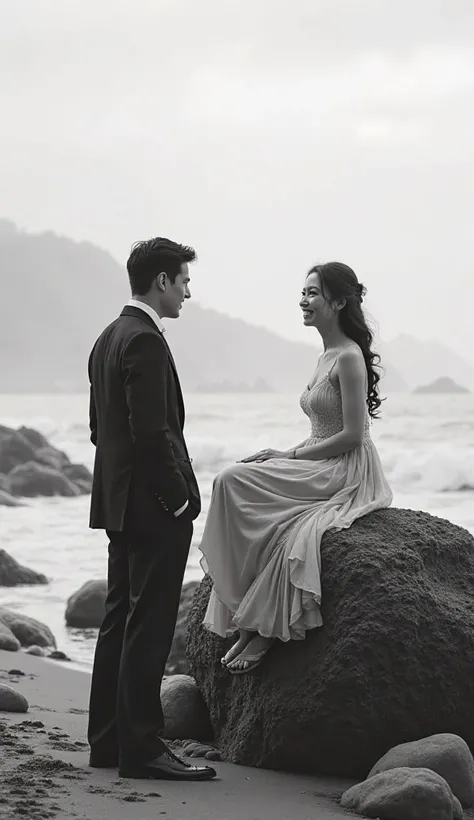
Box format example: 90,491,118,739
0,219,457,395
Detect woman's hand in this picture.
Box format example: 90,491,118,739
240,449,290,463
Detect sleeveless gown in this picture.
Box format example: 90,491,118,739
199,347,393,641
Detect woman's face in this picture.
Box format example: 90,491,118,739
300,272,335,327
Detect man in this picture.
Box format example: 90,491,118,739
87,237,215,781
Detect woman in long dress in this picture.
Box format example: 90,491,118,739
199,262,393,674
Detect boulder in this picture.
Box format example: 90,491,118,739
161,675,213,741
368,733,474,808
0,684,29,713
8,462,80,497
0,549,48,587
0,608,56,648
341,767,463,820
186,508,474,778
65,579,107,628
0,621,21,652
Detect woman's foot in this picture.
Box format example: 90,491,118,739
227,635,274,674
221,630,255,666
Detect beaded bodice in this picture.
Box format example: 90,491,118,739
299,372,371,443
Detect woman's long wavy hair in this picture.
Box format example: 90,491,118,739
308,262,385,419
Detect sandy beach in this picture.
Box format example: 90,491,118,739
0,649,356,820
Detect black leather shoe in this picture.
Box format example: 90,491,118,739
89,754,119,768
119,749,217,781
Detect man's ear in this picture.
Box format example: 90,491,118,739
156,272,167,291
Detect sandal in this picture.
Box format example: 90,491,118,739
228,652,267,675
227,640,275,675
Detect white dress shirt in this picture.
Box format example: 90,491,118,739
127,298,188,518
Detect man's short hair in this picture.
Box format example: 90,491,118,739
127,237,196,294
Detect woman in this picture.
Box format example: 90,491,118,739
199,262,393,674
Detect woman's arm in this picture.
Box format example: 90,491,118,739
293,346,367,461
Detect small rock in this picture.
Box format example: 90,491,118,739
48,650,71,661
161,675,213,741
0,684,29,713
0,549,48,587
341,767,463,820
0,608,56,648
25,645,46,657
65,579,106,628
368,733,474,808
0,620,21,651
205,749,221,761
8,669,25,676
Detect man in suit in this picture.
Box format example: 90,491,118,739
87,237,216,781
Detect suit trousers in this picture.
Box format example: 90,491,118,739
87,511,193,764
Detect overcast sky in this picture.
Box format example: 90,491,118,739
1,0,473,355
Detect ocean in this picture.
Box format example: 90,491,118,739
1,391,474,671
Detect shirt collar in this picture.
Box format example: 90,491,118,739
127,299,165,333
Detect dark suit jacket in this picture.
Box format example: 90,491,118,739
88,305,201,532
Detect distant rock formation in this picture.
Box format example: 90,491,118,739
413,377,470,394
0,222,407,394
0,425,92,503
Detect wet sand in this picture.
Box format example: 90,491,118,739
0,649,355,819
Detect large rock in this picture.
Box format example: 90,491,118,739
0,621,21,652
161,675,213,740
65,579,107,628
0,549,48,587
8,462,80,497
0,608,56,648
0,684,29,713
341,767,463,820
368,733,474,808
186,508,474,778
